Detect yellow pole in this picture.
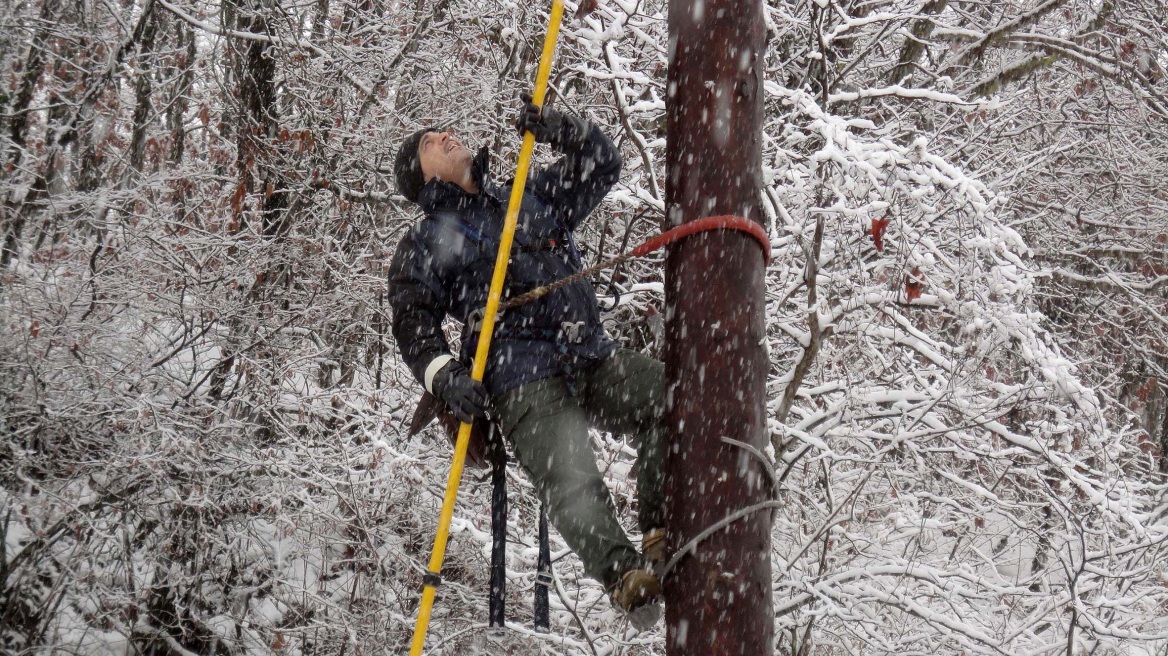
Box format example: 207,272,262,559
408,1,564,653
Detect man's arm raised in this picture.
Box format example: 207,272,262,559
517,95,622,231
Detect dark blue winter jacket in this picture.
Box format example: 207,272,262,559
388,123,622,397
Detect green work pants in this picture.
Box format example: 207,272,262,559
493,349,665,589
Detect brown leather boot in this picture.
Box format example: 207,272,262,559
611,568,661,610
611,568,662,630
642,528,667,569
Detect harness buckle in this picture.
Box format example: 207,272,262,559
468,308,485,333
560,321,586,343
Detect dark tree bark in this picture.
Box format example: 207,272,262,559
168,22,197,168
3,0,58,170
1,0,59,269
886,0,949,85
206,0,290,402
663,1,774,655
231,0,287,239
129,14,160,174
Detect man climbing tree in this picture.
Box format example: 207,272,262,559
388,95,666,626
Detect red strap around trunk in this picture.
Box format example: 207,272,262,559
630,215,771,265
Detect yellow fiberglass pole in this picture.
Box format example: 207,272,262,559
408,1,564,653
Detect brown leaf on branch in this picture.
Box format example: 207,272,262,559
869,217,890,252
905,267,924,303
230,183,247,218
1137,377,1158,403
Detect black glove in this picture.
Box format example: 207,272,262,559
516,92,589,148
432,360,492,424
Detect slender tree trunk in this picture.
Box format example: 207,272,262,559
231,0,286,238
209,0,287,399
663,1,774,654
4,100,67,268
887,0,949,84
3,0,58,169
129,14,159,174
1,0,59,268
165,20,196,230
169,22,196,168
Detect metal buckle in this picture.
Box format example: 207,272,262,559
560,321,585,343
535,570,554,588
470,308,507,336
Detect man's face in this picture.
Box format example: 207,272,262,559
418,130,474,187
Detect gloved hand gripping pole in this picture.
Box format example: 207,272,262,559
408,1,565,653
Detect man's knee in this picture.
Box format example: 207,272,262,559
586,352,664,430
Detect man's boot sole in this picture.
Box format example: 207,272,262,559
626,602,662,631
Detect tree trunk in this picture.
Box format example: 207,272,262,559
663,1,774,655
2,0,58,169
129,13,159,174
169,22,196,168
1,0,59,269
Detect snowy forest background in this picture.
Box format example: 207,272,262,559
3,0,1168,653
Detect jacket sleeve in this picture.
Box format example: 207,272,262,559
528,121,622,232
387,227,455,393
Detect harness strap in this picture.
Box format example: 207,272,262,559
516,234,570,253
467,318,600,345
